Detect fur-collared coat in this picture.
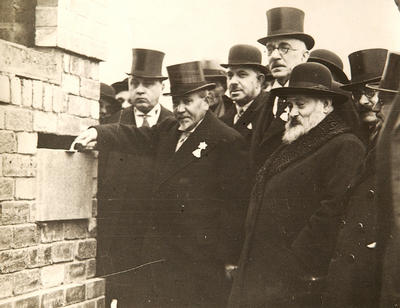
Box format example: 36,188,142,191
228,111,365,308
95,111,249,308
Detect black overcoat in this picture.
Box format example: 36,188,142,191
95,111,249,307
228,112,365,308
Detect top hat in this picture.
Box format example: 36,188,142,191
308,49,349,84
201,59,227,81
165,61,215,97
127,48,168,80
111,78,128,94
367,52,400,94
341,48,388,91
220,44,270,76
258,7,315,50
270,62,347,104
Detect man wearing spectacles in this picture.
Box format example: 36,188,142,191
340,49,388,144
250,7,315,172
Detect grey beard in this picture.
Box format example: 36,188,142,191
282,108,328,144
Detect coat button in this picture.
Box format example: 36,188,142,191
357,222,365,232
368,189,375,199
339,219,346,228
347,253,356,264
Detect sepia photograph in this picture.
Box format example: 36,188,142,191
0,0,400,307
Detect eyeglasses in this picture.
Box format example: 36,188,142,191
266,43,298,56
351,87,378,101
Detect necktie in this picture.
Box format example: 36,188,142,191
175,131,191,152
139,114,150,127
234,107,245,124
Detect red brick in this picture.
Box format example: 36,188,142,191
64,262,86,283
52,241,73,263
33,111,58,133
0,201,30,224
0,131,16,153
14,294,39,308
2,154,36,177
76,239,96,260
5,107,33,131
0,75,11,104
0,274,13,299
13,269,40,295
32,80,43,110
85,278,105,300
39,222,64,243
22,79,33,107
10,76,22,106
43,83,53,111
0,249,28,273
64,221,87,240
86,259,96,278
40,288,64,308
80,78,100,100
16,132,37,154
0,225,12,250
28,245,52,268
13,224,38,248
0,179,14,201
41,263,64,287
65,284,85,304
15,178,36,200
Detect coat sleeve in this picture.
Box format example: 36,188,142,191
94,119,173,153
291,134,366,275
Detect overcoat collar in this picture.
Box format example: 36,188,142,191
155,111,219,187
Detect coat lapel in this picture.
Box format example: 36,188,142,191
233,94,265,130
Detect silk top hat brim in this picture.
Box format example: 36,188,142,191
163,82,216,97
340,77,381,91
126,72,168,80
258,33,315,50
366,82,399,94
271,86,347,104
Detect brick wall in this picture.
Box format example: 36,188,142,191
0,1,107,307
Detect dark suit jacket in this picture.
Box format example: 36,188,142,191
95,111,249,308
228,112,365,308
221,92,268,148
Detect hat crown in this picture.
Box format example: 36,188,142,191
130,48,166,78
378,52,400,92
227,44,262,65
348,48,388,84
289,62,333,90
100,83,116,98
310,49,344,70
267,7,305,36
201,59,225,77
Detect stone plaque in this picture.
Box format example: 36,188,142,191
36,149,96,221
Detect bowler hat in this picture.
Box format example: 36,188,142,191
165,61,215,97
258,7,315,50
100,83,116,99
201,59,227,81
127,48,168,80
271,62,347,104
367,52,400,94
220,44,270,76
341,48,388,91
309,49,349,84
111,78,128,94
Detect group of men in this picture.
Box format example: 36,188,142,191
73,6,400,308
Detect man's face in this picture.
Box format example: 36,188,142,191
283,95,331,144
227,67,263,105
129,76,164,113
99,97,121,121
173,91,209,131
351,85,380,124
207,80,225,107
266,38,309,83
115,91,131,109
376,91,396,122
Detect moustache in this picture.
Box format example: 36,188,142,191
270,61,286,69
289,117,302,127
229,85,242,92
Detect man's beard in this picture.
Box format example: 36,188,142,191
282,104,328,144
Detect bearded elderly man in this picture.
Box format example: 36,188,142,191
73,61,248,308
227,63,365,308
250,7,315,172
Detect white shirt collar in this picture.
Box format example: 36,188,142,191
134,103,161,127
271,79,289,89
234,99,254,114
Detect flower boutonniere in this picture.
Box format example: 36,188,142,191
280,106,290,122
192,141,207,158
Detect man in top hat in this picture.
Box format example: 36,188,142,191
201,59,234,118
111,78,131,109
340,48,388,145
72,61,248,307
250,7,315,172
323,51,400,308
96,48,173,307
227,63,365,308
220,44,270,148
